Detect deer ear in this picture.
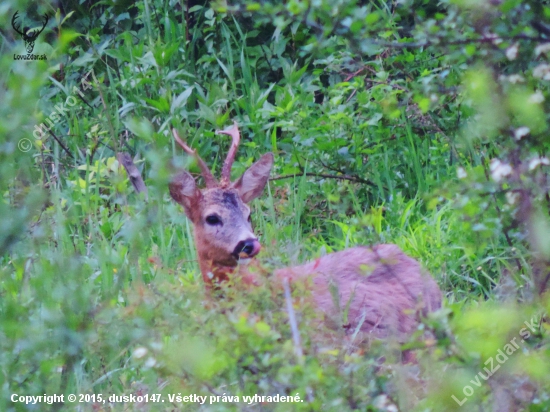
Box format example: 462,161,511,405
232,153,274,203
169,171,201,218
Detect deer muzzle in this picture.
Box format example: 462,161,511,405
233,239,261,259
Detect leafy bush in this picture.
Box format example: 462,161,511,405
1,0,549,410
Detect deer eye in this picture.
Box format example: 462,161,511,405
205,215,222,225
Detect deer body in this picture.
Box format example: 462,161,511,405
168,123,442,339
274,245,441,337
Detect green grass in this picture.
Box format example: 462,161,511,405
2,0,550,410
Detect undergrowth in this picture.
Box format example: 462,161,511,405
1,0,550,410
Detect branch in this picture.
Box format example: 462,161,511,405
47,129,74,158
117,152,148,200
531,21,550,37
369,34,547,50
270,172,375,186
282,278,304,364
227,4,547,51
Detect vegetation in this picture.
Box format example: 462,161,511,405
1,0,550,410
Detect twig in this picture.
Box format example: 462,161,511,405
75,92,95,110
282,278,304,363
343,67,367,82
117,152,148,200
369,34,547,49
91,68,119,154
47,129,74,158
270,172,374,186
481,156,523,273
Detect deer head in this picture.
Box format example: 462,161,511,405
169,122,274,284
12,11,48,54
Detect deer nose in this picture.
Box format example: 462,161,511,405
233,239,261,259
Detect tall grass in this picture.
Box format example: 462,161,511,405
1,0,547,411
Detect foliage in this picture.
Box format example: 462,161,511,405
1,0,550,410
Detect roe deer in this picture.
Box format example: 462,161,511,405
167,122,442,340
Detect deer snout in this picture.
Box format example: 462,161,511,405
233,239,261,259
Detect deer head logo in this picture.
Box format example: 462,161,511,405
12,11,48,54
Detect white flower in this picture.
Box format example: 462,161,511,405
533,64,550,80
514,127,530,141
132,347,148,359
506,43,519,60
490,159,513,182
506,191,519,205
457,167,467,179
535,43,550,56
485,33,502,45
528,156,550,171
506,74,525,84
529,91,545,104
373,395,398,412
150,341,163,351
144,357,157,368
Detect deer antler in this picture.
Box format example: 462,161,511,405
11,12,48,40
27,13,49,40
216,121,241,187
11,11,25,36
172,128,217,188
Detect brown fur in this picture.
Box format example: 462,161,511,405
168,124,442,340
274,245,441,338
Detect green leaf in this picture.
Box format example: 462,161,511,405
124,117,154,141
